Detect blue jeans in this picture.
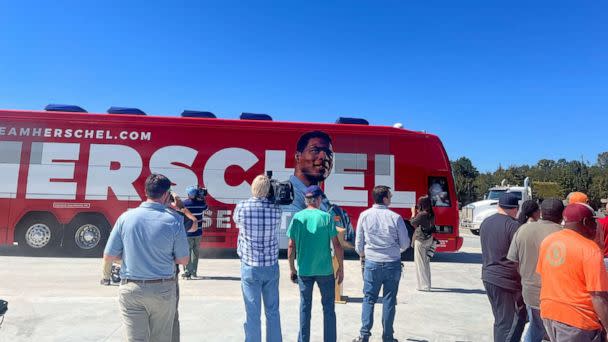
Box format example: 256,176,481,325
297,274,336,342
360,260,402,341
524,306,546,342
240,263,282,342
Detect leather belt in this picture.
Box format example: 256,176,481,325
120,278,176,285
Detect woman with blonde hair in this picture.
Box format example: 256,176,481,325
411,195,435,291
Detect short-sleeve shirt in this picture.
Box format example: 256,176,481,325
183,198,207,237
286,208,337,276
281,176,354,243
233,197,282,267
480,213,522,291
507,220,562,308
280,176,330,230
104,202,189,280
598,217,608,257
537,229,608,330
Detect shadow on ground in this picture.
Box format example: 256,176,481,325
346,297,384,304
429,287,486,295
0,246,80,258
197,276,241,281
0,247,481,265
432,252,481,264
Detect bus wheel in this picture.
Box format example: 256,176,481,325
65,214,110,257
16,213,61,254
470,229,480,236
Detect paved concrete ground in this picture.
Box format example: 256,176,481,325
0,233,499,342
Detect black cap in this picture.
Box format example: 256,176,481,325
498,193,520,209
541,198,565,221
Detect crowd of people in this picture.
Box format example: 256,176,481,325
232,178,413,342
481,191,608,342
102,173,413,342
101,169,608,342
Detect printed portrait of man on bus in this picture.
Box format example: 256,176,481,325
281,130,355,246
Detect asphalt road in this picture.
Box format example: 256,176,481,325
0,232,497,342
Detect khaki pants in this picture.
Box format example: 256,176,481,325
118,280,177,342
185,236,201,276
172,282,180,342
414,238,433,291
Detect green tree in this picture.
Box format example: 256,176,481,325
448,151,608,208
533,181,562,201
474,173,498,200
451,157,480,206
597,152,608,169
503,165,529,185
589,165,608,208
555,160,591,197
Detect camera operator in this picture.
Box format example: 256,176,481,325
233,174,283,342
169,192,198,231
182,186,208,279
167,191,197,342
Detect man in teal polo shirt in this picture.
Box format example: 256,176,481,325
287,185,344,342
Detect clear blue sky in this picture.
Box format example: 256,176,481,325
1,1,606,171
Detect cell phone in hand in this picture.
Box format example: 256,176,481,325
290,272,298,283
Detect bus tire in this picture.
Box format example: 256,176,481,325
65,214,110,257
470,229,480,236
15,213,61,255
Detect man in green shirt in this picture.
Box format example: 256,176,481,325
287,185,344,342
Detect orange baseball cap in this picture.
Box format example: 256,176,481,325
568,192,588,204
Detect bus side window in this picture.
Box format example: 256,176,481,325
428,176,451,207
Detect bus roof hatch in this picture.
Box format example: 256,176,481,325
44,104,88,113
107,107,146,115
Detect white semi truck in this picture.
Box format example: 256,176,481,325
460,177,531,235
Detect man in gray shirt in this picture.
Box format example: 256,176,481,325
353,185,410,342
507,198,564,342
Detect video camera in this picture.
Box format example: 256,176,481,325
266,171,294,205
192,187,208,201
186,186,208,205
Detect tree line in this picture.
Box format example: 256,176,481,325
451,152,608,209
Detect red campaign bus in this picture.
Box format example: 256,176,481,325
0,105,463,256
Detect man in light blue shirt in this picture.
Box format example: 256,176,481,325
353,185,410,342
104,174,189,342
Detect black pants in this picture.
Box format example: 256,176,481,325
483,281,527,342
